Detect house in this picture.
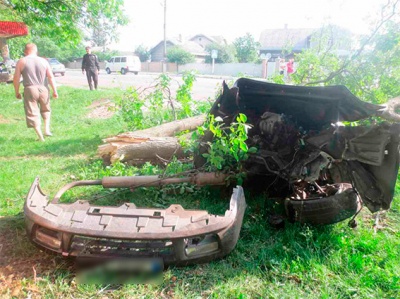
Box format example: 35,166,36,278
259,25,353,61
189,34,227,49
150,38,208,63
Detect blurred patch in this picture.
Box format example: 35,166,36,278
76,257,163,284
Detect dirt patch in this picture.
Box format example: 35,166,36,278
0,115,10,124
87,98,116,119
0,218,72,297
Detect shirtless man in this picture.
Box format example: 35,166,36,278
13,43,58,141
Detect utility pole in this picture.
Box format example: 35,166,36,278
163,0,167,72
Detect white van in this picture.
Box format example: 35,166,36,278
105,56,141,75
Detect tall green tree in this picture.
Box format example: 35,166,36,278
205,42,237,64
292,0,400,105
135,44,151,62
233,33,260,63
0,0,128,48
167,46,195,65
91,16,119,50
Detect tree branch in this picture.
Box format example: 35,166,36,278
305,0,399,86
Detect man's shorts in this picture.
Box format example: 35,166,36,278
23,85,50,128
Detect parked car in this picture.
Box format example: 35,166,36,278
0,59,16,73
24,78,400,266
105,55,141,75
47,58,65,76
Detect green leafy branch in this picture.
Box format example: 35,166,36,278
198,113,257,184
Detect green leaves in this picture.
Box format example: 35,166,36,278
292,18,400,105
233,33,261,63
198,113,256,182
115,72,210,131
166,46,195,65
135,45,151,62
176,71,197,118
3,0,127,49
205,42,237,64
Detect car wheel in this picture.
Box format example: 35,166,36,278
121,68,127,75
106,68,111,74
284,184,361,225
61,72,65,76
134,71,139,75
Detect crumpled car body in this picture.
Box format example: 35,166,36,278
25,78,400,265
198,78,400,224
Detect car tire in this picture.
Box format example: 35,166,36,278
61,72,65,76
284,185,361,225
121,68,127,75
106,68,111,74
134,71,139,75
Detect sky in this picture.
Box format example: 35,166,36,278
114,0,387,51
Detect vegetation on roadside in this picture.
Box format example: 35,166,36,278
233,33,261,63
167,46,196,65
289,6,400,106
194,114,257,185
114,71,210,130
1,0,127,60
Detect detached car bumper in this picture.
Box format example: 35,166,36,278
25,177,246,266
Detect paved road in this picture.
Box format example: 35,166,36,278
55,70,232,101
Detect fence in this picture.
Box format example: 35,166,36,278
66,61,280,78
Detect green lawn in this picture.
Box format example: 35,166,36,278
0,83,399,298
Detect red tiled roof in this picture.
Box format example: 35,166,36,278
0,21,28,38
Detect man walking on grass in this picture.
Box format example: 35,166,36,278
81,46,100,90
13,43,58,142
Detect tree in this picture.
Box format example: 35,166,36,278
233,33,260,63
0,0,128,48
291,0,400,105
91,16,119,50
32,36,61,58
93,50,120,62
205,42,237,64
166,46,195,65
135,45,151,62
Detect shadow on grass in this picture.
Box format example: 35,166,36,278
25,136,105,157
163,209,342,297
0,214,74,297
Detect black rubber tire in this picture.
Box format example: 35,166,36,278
134,71,139,75
106,68,111,74
61,72,65,76
285,187,361,225
121,68,127,75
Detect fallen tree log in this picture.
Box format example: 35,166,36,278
98,136,186,165
109,114,206,139
98,114,206,165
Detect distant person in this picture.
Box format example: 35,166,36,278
287,58,295,81
13,43,58,142
81,46,100,90
279,58,286,75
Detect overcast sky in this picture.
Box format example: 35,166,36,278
114,0,387,50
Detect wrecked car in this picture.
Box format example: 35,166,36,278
25,78,400,265
198,78,400,225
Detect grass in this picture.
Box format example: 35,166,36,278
0,83,399,298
